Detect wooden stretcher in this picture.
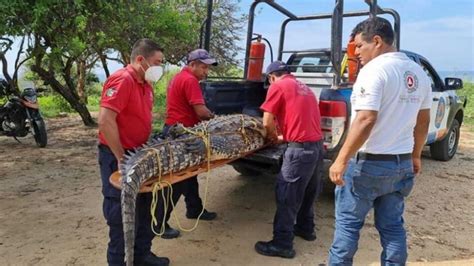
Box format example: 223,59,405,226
109,149,262,193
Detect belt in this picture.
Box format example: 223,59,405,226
98,143,132,154
98,143,110,150
357,152,412,161
287,141,319,149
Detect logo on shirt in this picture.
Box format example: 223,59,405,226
105,87,117,97
296,81,311,96
404,71,418,93
358,87,367,98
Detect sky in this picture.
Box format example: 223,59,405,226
1,0,473,80
237,0,474,72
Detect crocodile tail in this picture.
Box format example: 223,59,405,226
121,167,140,266
120,148,160,266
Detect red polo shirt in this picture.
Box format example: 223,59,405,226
99,65,154,149
165,67,205,127
260,74,322,142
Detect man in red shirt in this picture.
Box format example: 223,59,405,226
155,49,218,239
98,38,169,266
255,61,324,259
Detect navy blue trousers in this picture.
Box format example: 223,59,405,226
273,141,324,249
154,125,204,226
98,145,155,266
154,176,204,226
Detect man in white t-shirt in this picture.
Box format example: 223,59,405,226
328,17,432,265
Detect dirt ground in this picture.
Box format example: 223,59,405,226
0,115,473,266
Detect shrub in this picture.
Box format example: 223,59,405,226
458,81,473,127
39,93,74,117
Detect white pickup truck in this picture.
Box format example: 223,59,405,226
202,49,467,178
288,49,467,162
200,0,467,179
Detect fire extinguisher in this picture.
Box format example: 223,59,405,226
247,34,266,81
346,40,359,83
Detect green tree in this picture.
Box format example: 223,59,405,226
0,0,245,125
0,0,198,126
0,0,32,93
205,0,247,77
167,0,247,76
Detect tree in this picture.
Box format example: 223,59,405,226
168,1,247,76
0,36,31,94
205,0,247,77
0,0,246,125
0,0,33,93
0,0,199,126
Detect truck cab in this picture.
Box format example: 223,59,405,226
403,51,466,161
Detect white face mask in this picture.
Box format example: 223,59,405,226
145,65,163,82
141,59,163,82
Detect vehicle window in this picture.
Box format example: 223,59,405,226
419,59,443,92
290,54,332,73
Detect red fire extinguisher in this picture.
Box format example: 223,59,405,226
247,34,266,81
346,40,358,83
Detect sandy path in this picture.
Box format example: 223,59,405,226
0,115,472,265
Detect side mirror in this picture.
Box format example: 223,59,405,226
444,77,463,90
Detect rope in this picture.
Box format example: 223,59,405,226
149,122,213,233
148,117,255,234
150,181,172,236
148,146,168,236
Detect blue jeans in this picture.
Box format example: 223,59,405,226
328,156,415,266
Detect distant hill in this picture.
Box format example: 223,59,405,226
89,70,474,83
5,69,473,84
438,70,474,82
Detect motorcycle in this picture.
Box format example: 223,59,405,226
0,79,48,147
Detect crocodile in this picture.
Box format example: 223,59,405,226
119,114,266,266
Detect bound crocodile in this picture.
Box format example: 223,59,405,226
119,114,266,266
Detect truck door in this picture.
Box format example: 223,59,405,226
418,58,451,144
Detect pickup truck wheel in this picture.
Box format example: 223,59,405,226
430,119,460,161
232,164,262,177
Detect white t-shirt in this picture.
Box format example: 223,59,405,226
351,52,432,154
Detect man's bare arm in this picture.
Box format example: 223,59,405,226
329,110,378,186
98,107,124,162
336,110,378,162
412,109,430,174
262,112,278,143
193,104,214,121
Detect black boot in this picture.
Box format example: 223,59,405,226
161,224,180,239
294,228,317,241
136,253,170,266
254,240,295,259
186,209,217,220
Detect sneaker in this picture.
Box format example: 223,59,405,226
161,225,180,239
294,229,317,241
186,209,217,220
254,240,296,259
136,252,170,266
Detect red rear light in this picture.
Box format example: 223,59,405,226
319,100,347,150
319,100,346,117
